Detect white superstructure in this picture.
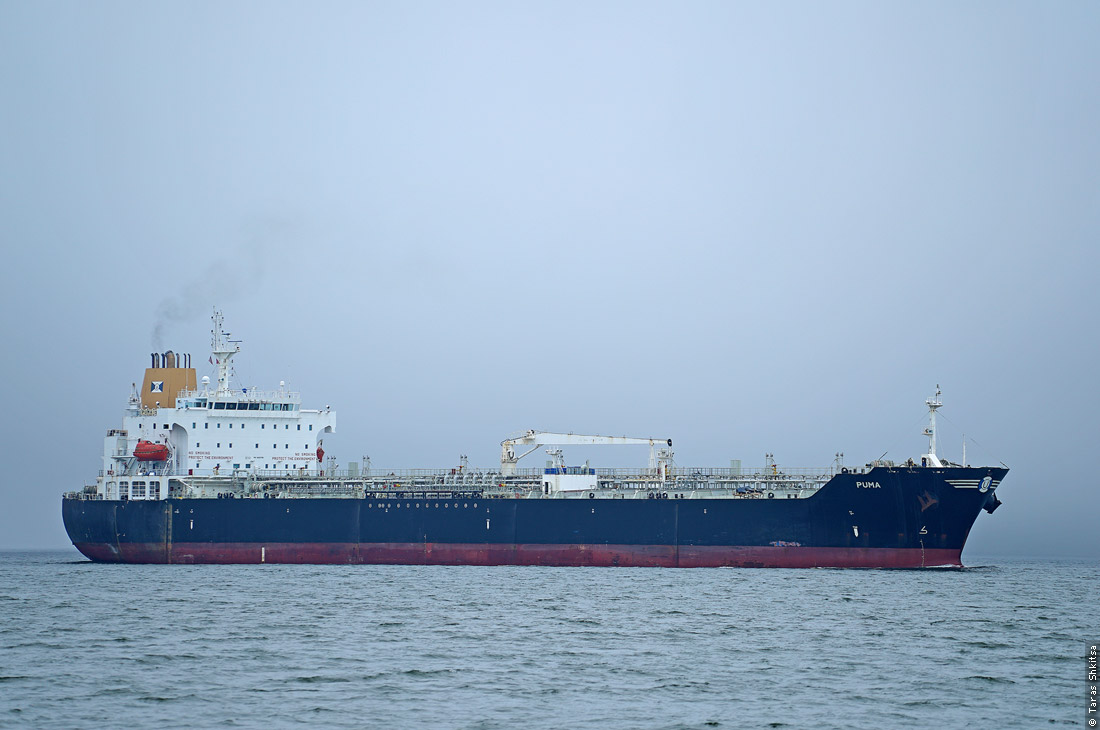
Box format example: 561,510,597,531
93,310,335,500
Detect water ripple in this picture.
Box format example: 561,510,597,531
0,550,1092,730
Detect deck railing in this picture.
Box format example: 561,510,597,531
95,464,854,480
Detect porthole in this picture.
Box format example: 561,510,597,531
445,503,449,508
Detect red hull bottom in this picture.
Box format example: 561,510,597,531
73,542,964,568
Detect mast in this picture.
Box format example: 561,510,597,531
921,385,943,467
210,310,240,397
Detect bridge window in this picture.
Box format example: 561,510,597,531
205,423,208,429
297,425,301,431
309,425,312,431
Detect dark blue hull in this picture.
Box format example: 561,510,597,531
62,466,1006,567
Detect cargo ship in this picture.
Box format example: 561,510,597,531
63,311,1006,568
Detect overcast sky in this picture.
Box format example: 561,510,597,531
1,2,1097,556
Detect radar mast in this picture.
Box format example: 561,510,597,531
210,309,240,397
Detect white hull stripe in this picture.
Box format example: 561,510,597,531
945,479,1002,489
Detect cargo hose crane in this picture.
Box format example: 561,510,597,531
500,430,674,477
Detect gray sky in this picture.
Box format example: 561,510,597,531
1,2,1097,556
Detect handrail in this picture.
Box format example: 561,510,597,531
105,465,849,480
176,388,302,403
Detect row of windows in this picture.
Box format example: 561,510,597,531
209,402,297,411
196,423,312,431
196,464,303,470
144,422,314,432
182,399,304,412
117,481,161,499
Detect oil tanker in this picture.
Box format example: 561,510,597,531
62,311,1005,568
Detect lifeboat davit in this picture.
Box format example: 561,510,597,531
133,440,170,461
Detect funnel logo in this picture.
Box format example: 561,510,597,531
150,381,164,393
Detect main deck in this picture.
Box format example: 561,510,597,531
70,462,878,502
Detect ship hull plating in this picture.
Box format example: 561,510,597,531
63,467,1005,568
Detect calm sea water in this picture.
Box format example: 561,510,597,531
0,550,1093,729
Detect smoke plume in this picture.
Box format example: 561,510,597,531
150,219,297,349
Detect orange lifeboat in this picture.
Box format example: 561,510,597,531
134,440,170,461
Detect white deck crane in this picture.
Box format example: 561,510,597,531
500,430,674,478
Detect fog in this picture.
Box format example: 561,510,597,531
1,2,1097,556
